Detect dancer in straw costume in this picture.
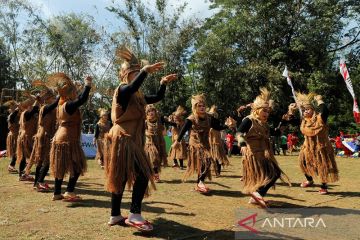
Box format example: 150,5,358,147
29,84,59,192
208,105,229,177
238,88,291,208
295,92,339,194
144,104,167,182
5,100,20,173
168,106,187,169
105,46,177,231
172,94,232,194
16,96,39,181
94,108,111,169
49,73,92,201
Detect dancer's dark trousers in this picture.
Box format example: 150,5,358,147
303,160,328,189
257,169,281,197
111,163,149,216
54,172,81,195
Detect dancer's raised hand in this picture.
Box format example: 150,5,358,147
142,62,165,74
160,74,177,85
85,76,93,86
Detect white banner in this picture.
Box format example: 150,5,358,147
340,59,356,98
339,59,360,123
282,66,302,117
81,133,96,158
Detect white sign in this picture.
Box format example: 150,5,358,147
81,133,96,158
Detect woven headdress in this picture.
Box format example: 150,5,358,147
145,104,156,113
145,104,158,121
116,46,142,82
18,98,35,110
295,92,317,109
32,80,55,102
174,106,186,117
46,72,75,98
4,100,19,111
251,87,273,110
191,94,206,114
171,105,187,122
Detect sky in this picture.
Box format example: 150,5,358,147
30,0,215,32
15,0,216,80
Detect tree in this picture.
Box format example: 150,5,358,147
106,0,201,115
192,0,360,132
0,38,14,91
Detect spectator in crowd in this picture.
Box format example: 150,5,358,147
288,132,299,155
226,131,235,157
335,134,343,154
280,134,288,156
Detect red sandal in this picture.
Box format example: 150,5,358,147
125,219,153,232
62,192,82,202
195,185,210,194
300,180,314,188
250,192,268,208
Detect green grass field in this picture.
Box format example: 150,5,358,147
0,155,359,240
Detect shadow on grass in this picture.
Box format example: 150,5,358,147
218,174,242,179
132,218,306,240
266,200,308,208
146,201,184,207
208,189,243,198
132,217,234,240
160,179,197,184
276,182,340,189
327,191,360,198
67,199,194,217
208,181,231,189
74,187,112,198
266,193,306,202
76,180,105,187
265,206,360,219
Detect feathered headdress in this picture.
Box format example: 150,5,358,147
145,104,158,121
191,93,206,114
174,106,186,117
31,80,56,101
46,72,75,99
18,98,35,110
4,100,19,111
116,46,142,82
145,104,157,114
251,88,273,110
295,92,317,109
171,105,187,122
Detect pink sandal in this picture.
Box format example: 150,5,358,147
62,193,82,202
125,219,153,232
300,180,314,188
195,185,210,194
154,174,161,183
250,192,268,208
